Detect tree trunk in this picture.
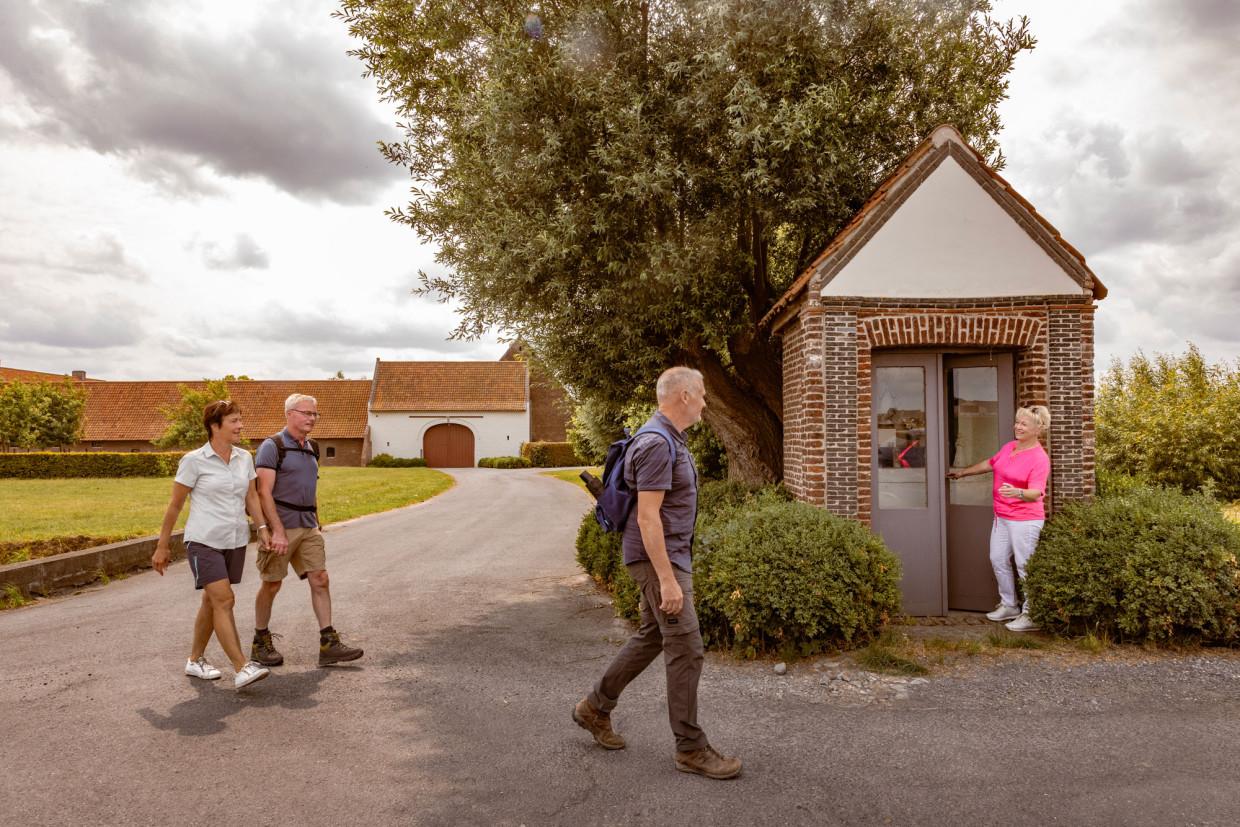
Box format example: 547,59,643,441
685,340,783,485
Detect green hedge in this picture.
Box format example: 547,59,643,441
576,512,641,620
695,498,902,657
520,441,586,467
1026,485,1240,644
574,482,901,656
367,453,427,467
478,456,532,468
0,451,184,479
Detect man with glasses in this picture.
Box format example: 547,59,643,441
251,393,364,667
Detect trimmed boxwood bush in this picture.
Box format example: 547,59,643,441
367,453,427,468
1026,486,1240,644
0,451,183,478
575,512,640,621
520,441,586,467
695,498,902,657
478,456,532,468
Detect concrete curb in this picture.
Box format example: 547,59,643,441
0,528,256,598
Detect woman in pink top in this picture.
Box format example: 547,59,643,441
947,406,1051,632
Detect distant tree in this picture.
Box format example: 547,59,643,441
0,379,86,450
331,370,346,379
0,381,37,449
1096,344,1240,499
338,0,1035,482
155,379,231,450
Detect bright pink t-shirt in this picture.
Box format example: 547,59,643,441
988,440,1050,520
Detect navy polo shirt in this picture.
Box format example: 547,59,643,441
255,429,319,529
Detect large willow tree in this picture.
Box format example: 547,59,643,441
338,0,1034,482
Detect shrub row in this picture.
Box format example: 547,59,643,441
478,456,532,468
1027,485,1240,644
575,479,903,657
520,441,586,467
0,451,183,479
367,453,427,468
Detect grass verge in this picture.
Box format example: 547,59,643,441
856,631,930,675
0,467,454,554
1,582,28,609
986,630,1046,650
540,467,601,491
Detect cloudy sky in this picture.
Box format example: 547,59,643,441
0,0,1236,380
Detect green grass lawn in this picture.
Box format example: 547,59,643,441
0,467,454,559
540,467,601,491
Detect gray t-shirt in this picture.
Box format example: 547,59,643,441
255,430,319,529
621,412,698,573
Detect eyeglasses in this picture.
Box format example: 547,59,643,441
291,410,321,419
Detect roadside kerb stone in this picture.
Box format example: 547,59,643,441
0,527,256,598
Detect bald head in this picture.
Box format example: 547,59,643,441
656,367,704,403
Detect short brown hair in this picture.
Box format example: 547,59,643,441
203,400,241,439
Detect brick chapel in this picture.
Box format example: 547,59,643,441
765,125,1106,616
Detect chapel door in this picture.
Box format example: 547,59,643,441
944,353,1015,611
871,354,945,616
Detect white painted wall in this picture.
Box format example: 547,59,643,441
820,155,1090,299
367,410,530,463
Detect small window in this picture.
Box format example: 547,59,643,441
326,446,336,458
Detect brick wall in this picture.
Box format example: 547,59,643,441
529,368,571,443
780,296,1096,525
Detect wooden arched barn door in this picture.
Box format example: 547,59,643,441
423,423,474,467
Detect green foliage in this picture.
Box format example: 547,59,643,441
1096,344,1240,499
154,379,230,450
575,511,640,621
856,636,929,675
1026,485,1240,644
519,442,586,467
338,0,1034,481
1,583,28,610
984,631,1045,650
0,452,182,479
478,456,533,468
0,379,86,449
694,498,903,657
367,453,428,467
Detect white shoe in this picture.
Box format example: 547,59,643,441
986,603,1022,622
185,657,222,680
234,661,270,689
1005,613,1040,632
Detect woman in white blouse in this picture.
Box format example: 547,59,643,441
152,400,272,689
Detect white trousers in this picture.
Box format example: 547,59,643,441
990,517,1044,613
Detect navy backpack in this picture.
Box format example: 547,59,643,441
589,425,676,533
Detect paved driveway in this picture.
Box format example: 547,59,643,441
1,468,1238,826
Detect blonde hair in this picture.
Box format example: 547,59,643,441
284,393,318,413
656,367,704,403
1016,405,1051,435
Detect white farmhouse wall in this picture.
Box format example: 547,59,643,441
367,410,530,463
820,155,1089,299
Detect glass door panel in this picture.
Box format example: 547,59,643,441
947,366,999,507
874,366,927,509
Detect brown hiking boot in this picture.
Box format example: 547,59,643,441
572,698,625,750
250,630,284,667
318,630,364,666
675,746,742,779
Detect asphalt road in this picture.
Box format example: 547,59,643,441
2,468,1238,827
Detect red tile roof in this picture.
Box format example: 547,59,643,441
81,380,372,442
0,366,100,383
762,125,1106,328
371,361,527,412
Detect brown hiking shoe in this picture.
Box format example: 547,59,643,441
572,698,625,750
318,630,364,666
675,746,742,779
250,630,284,667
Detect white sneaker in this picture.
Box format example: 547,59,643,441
1005,613,1040,632
234,661,270,689
986,603,1022,622
185,657,222,680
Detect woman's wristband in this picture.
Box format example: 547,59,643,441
257,524,268,530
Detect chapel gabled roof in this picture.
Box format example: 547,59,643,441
763,125,1106,330
370,360,527,412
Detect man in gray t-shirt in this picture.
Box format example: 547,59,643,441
573,367,742,780
250,393,364,668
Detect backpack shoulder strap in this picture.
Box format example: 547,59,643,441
267,433,287,473
307,438,319,462
631,425,676,465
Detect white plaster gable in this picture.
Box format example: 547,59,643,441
819,153,1090,299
